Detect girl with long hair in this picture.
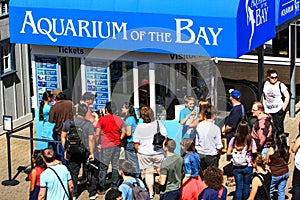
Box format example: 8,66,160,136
266,132,291,200
180,138,205,200
28,150,46,200
248,152,272,200
227,121,257,200
121,102,140,178
36,91,55,150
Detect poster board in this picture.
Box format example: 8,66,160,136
85,60,111,111
35,56,59,105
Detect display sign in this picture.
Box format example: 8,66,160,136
277,0,300,25
3,115,13,131
85,61,110,111
35,56,59,105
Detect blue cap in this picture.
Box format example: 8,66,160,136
229,89,241,99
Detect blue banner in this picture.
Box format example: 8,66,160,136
276,0,300,25
9,0,276,58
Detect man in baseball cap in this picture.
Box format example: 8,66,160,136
229,89,241,100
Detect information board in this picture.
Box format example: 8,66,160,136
85,61,110,111
35,56,59,105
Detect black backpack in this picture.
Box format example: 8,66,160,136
123,178,150,200
65,123,87,158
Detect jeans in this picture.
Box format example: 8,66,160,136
270,172,289,200
99,146,121,192
69,160,97,197
125,142,140,178
160,189,181,200
233,166,253,200
292,167,300,200
270,109,286,133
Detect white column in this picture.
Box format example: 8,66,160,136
149,63,156,114
81,57,86,94
187,62,192,96
133,61,139,109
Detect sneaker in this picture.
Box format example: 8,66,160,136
89,194,97,200
149,193,154,199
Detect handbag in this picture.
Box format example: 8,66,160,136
152,121,165,148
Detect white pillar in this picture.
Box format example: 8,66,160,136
149,63,156,114
133,61,139,109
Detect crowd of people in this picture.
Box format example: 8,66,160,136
26,68,300,200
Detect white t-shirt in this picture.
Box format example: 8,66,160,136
195,120,223,156
133,121,167,155
263,81,287,113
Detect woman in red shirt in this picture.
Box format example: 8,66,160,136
28,150,46,200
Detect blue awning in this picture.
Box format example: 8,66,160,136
276,0,300,26
9,0,276,58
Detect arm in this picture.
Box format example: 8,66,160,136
265,147,274,164
282,89,290,111
68,179,74,200
29,169,37,194
180,110,196,125
125,126,132,137
227,147,233,156
292,137,300,153
182,176,190,185
134,142,139,153
188,118,199,128
248,177,261,200
222,125,232,135
95,127,101,151
88,135,95,161
61,131,67,148
38,187,46,200
120,127,126,140
157,174,167,186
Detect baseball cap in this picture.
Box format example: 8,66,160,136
229,89,241,99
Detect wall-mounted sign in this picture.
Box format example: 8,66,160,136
3,115,13,131
85,61,110,111
35,56,59,105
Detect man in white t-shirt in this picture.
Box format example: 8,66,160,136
263,68,290,133
196,106,223,171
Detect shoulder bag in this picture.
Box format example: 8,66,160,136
48,167,70,199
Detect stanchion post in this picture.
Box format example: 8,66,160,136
6,131,12,181
1,115,19,186
30,122,34,169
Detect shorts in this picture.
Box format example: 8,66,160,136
137,153,164,171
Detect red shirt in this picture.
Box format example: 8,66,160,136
29,166,45,186
96,114,124,148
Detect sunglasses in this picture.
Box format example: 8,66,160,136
270,76,278,79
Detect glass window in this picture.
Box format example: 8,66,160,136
0,1,8,16
110,61,133,94
247,27,289,57
0,41,15,76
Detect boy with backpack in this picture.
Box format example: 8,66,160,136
118,159,149,200
61,103,98,200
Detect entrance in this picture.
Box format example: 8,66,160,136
59,57,81,102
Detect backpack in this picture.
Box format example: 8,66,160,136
123,178,150,200
231,145,249,166
253,117,273,152
65,123,87,159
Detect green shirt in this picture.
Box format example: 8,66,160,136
160,154,183,194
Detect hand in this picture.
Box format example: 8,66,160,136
64,151,70,161
97,144,101,152
88,154,94,162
